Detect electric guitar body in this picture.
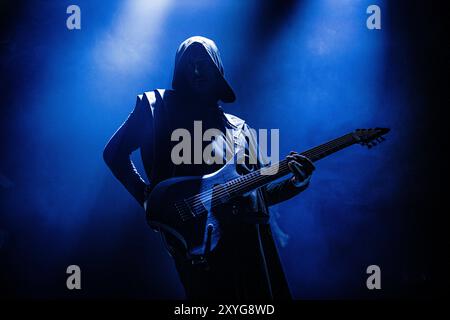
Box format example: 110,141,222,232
146,158,240,257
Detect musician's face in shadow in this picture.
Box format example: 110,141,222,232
183,45,221,100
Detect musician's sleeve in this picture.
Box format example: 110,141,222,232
263,178,309,207
103,94,153,207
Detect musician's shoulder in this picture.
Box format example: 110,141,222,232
135,89,174,113
137,88,169,103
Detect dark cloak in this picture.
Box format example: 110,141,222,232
103,36,308,300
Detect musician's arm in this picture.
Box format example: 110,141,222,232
262,153,314,206
263,177,309,206
103,95,152,207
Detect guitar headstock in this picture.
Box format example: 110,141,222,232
353,128,390,148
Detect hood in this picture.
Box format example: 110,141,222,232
172,36,236,103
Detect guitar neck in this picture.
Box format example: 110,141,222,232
225,132,357,196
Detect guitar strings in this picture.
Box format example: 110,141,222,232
201,137,351,210
182,134,355,215
189,133,353,204
179,134,355,217
184,134,354,214
181,139,350,220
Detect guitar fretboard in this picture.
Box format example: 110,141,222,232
183,132,358,215
223,132,356,197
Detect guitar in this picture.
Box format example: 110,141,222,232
145,128,390,259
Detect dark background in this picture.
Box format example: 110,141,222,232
0,0,447,299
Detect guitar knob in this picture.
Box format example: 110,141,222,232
232,204,239,215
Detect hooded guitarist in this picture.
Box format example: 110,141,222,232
103,36,315,300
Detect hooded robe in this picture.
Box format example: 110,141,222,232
103,36,307,300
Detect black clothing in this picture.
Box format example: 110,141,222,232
103,37,307,300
